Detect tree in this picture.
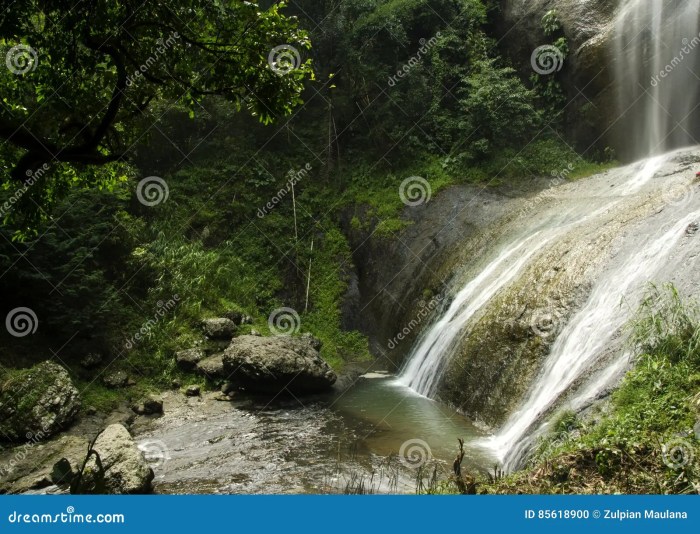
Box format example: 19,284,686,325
0,1,313,183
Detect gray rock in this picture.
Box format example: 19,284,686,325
185,385,200,397
301,332,323,351
131,396,163,416
196,353,225,379
221,382,236,396
250,329,262,336
222,335,337,394
175,348,205,371
171,379,182,389
75,424,153,494
223,310,244,325
201,318,236,340
0,361,81,442
102,371,129,389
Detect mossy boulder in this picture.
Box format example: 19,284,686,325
0,361,81,442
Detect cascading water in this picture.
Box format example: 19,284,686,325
485,210,700,471
614,0,700,158
397,0,700,470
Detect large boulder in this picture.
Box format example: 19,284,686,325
201,318,236,340
0,361,81,442
222,335,336,394
75,424,153,494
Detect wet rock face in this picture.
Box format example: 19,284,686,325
222,335,337,395
0,361,81,442
77,424,153,494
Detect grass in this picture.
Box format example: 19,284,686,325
478,283,700,494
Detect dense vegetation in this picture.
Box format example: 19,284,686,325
1,1,611,408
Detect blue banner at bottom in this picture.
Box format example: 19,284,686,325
0,495,697,533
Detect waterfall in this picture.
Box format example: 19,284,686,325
395,0,700,470
614,0,700,158
396,231,553,397
397,155,665,398
485,210,700,471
